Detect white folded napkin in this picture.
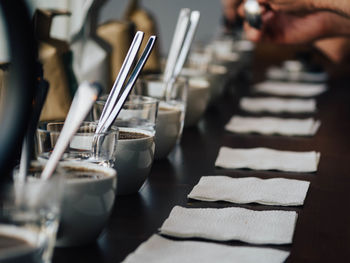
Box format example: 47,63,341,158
159,206,297,244
123,234,290,263
225,116,321,136
188,176,310,206
266,67,328,83
254,81,327,97
215,147,320,173
239,97,316,113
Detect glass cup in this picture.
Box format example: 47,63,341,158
2,163,64,263
54,162,116,247
36,121,118,167
135,75,188,159
15,161,116,248
93,95,158,195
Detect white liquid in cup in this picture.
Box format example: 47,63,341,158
155,102,183,159
184,77,210,127
114,128,155,195
207,64,228,104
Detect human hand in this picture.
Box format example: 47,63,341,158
257,0,350,18
239,4,350,44
257,0,315,13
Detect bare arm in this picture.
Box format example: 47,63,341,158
258,0,350,18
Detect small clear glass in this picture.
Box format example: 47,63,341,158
94,95,158,195
2,163,64,263
36,121,118,167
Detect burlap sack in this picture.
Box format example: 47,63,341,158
124,0,161,74
34,9,72,121
97,20,134,89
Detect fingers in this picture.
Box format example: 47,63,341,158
237,2,245,17
244,22,263,41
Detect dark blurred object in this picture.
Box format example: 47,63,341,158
123,0,161,74
0,0,37,182
221,0,243,37
19,62,49,179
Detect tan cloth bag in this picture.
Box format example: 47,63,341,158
123,0,161,74
97,20,134,88
0,64,9,113
34,9,72,121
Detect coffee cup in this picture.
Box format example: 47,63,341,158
55,162,117,247
14,161,117,247
94,95,158,195
135,75,188,159
155,101,182,158
115,127,155,194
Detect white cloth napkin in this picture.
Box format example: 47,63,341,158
266,67,328,83
123,234,290,263
225,116,321,136
239,97,316,113
188,176,310,206
215,147,320,173
159,206,297,244
254,81,327,97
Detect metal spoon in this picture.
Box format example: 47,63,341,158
95,31,144,135
173,10,201,78
163,8,191,83
94,35,157,135
244,0,262,29
40,82,101,180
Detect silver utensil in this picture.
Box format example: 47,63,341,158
95,35,157,134
244,0,262,29
173,10,200,78
95,31,144,135
40,82,101,180
163,8,191,83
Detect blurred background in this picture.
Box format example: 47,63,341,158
0,0,222,60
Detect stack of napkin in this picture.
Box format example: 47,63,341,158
188,176,310,206
159,206,297,244
225,116,320,136
215,147,320,173
254,81,327,97
123,234,289,263
239,97,316,114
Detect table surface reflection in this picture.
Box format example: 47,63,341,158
53,65,350,263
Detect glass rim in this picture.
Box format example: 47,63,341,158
13,161,116,183
37,121,119,136
141,74,187,84
96,94,159,107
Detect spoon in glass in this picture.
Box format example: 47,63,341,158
40,82,101,180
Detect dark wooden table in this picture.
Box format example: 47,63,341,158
53,63,350,263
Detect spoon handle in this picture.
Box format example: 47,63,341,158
99,36,157,133
173,11,200,78
41,82,101,180
96,31,144,134
163,8,191,83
